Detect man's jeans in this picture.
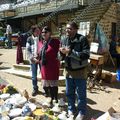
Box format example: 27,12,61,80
66,77,86,115
31,63,38,91
7,34,12,48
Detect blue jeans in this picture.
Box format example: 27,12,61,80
31,63,39,91
66,77,86,115
7,34,12,48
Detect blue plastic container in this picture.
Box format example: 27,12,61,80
116,69,120,81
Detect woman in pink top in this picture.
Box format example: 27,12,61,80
38,26,60,104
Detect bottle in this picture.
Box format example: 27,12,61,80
22,105,31,116
22,89,29,100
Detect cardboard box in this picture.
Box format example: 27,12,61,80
113,101,120,113
97,107,120,120
90,54,104,65
102,71,112,83
101,70,117,83
111,73,117,83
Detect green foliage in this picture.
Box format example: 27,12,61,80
54,117,60,120
0,29,4,36
46,109,54,115
3,85,18,95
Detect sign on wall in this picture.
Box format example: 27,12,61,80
78,21,90,36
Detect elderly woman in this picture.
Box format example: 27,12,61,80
16,32,23,64
38,26,60,104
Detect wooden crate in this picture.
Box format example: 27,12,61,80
89,53,104,65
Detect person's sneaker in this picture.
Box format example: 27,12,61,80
68,110,74,117
55,99,58,103
50,99,53,105
43,93,49,97
42,92,49,97
75,113,84,120
32,90,38,96
49,100,54,108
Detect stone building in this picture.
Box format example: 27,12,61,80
0,0,120,49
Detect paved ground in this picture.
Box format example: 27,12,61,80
0,48,120,120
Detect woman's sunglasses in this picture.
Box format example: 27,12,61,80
42,31,48,34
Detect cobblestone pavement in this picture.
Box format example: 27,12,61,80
0,48,120,120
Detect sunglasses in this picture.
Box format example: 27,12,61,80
42,31,48,34
66,27,74,30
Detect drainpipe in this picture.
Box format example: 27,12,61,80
82,0,84,5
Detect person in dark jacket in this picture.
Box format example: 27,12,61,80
59,21,90,120
109,36,120,68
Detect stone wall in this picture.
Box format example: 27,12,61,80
88,3,119,42
0,0,11,4
116,4,120,38
87,0,112,4
99,3,117,41
87,3,119,64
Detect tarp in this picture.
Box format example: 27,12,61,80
94,23,109,54
0,37,6,41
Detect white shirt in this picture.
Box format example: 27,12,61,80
6,24,12,34
26,35,39,63
32,35,39,58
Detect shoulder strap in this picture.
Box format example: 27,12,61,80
27,37,34,45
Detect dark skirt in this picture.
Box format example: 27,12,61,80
16,45,23,64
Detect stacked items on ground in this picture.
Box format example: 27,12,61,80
0,84,70,120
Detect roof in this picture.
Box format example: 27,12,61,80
73,2,112,22
11,3,78,19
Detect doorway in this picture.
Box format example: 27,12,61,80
111,22,116,38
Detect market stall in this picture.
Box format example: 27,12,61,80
0,84,67,120
0,37,6,46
